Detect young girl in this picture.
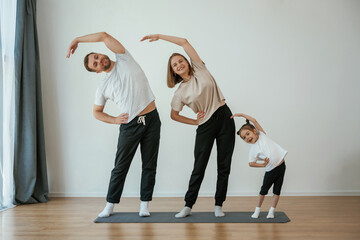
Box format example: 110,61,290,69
232,113,287,218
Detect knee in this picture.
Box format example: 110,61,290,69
111,167,128,176
217,167,230,176
260,186,270,195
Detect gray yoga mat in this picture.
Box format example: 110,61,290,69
94,212,290,223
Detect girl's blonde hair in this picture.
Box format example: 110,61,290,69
167,53,194,88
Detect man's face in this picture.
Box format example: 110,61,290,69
88,53,111,73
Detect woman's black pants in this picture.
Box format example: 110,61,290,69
184,104,235,208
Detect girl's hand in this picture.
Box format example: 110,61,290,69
231,113,255,124
263,158,270,167
195,111,205,125
230,113,245,119
140,34,159,42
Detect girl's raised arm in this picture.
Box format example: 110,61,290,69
231,113,266,134
141,34,202,63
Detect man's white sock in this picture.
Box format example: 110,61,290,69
267,207,275,218
175,207,191,218
139,201,150,217
214,205,225,217
98,202,114,218
251,207,261,218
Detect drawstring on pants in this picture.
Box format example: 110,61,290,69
137,116,146,125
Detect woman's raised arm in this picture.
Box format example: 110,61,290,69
141,34,202,62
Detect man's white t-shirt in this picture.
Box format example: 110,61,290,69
94,49,155,122
248,132,288,172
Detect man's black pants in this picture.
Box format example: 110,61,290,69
106,109,161,203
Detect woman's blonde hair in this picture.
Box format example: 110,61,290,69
167,53,194,88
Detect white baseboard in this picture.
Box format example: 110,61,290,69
48,190,360,198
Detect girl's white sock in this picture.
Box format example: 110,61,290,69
251,207,261,218
175,207,191,218
214,205,225,217
139,201,150,217
98,202,114,218
267,207,275,218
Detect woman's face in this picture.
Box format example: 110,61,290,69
170,55,190,77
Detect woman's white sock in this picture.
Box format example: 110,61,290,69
214,205,225,217
175,207,191,218
98,202,114,218
139,201,150,217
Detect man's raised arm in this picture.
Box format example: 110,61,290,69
66,32,125,58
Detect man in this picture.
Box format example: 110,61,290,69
67,32,161,217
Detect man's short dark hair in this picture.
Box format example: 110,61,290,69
84,52,96,72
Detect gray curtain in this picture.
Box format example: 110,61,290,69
13,0,49,204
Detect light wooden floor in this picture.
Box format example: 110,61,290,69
1,196,360,240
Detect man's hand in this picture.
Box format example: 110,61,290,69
114,113,129,124
66,39,78,58
66,32,125,58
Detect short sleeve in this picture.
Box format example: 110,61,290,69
115,49,133,61
191,60,207,71
171,93,184,112
94,88,106,106
248,147,258,163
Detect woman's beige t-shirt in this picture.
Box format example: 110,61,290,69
171,60,225,125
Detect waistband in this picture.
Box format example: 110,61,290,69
210,103,230,117
137,108,158,117
126,108,159,126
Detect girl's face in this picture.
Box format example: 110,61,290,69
240,129,259,144
170,55,190,77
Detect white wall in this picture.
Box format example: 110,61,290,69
37,0,360,197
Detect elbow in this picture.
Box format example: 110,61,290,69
170,112,176,120
93,111,100,120
101,32,110,41
170,111,178,121
180,38,189,46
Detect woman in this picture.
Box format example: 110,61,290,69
141,34,235,218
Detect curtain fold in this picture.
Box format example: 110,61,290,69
13,0,49,204
1,0,17,211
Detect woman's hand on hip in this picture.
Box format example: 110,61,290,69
196,111,205,125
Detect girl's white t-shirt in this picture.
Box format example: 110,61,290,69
94,50,155,122
248,132,288,172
